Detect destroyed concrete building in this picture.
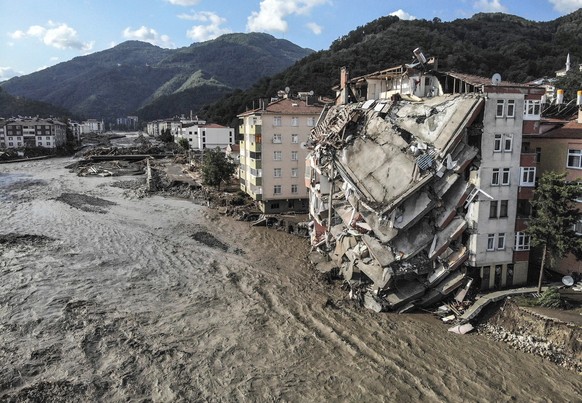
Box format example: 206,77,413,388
306,53,544,312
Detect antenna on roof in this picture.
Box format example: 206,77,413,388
491,73,502,86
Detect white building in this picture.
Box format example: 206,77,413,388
178,123,234,150
1,118,67,149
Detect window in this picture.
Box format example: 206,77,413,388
501,168,510,185
567,149,582,169
273,151,282,160
291,168,298,177
504,134,512,152
492,168,500,185
520,167,536,186
274,168,282,177
291,117,299,126
291,134,299,144
489,201,498,218
273,116,282,126
506,100,515,117
291,151,298,161
494,134,502,152
46,136,50,140
524,100,541,117
497,233,506,250
487,234,495,251
45,142,50,146
274,185,282,194
499,200,508,218
8,136,12,140
307,117,316,127
273,134,282,143
291,184,298,194
515,232,531,251
496,100,505,118
8,142,13,146
574,220,582,235
535,147,541,163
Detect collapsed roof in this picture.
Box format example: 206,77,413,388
307,93,485,312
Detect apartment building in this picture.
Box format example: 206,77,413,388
1,118,67,149
238,96,324,213
523,96,582,275
306,58,543,311
177,122,234,150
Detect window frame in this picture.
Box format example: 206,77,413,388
520,167,536,187
497,233,506,250
291,168,298,178
273,168,282,177
506,100,515,118
291,184,298,194
501,168,511,185
489,200,498,218
503,133,513,152
499,200,508,218
487,234,495,251
273,151,282,161
272,134,282,143
273,185,282,195
492,168,500,186
291,134,299,144
515,232,531,251
273,116,282,127
567,149,582,169
494,134,502,152
496,100,505,118
291,151,298,161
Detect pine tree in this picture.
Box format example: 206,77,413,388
526,171,582,292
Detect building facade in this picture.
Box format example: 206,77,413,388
238,96,324,213
305,60,545,311
1,118,67,149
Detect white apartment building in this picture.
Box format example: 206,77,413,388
2,118,67,149
177,123,234,150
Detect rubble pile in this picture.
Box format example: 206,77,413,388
307,94,485,313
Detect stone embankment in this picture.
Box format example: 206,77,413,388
478,300,582,373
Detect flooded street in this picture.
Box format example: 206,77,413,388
1,157,581,402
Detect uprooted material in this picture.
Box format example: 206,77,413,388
307,94,484,313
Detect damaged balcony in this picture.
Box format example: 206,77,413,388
307,90,485,313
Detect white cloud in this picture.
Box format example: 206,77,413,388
389,9,417,20
165,0,201,5
183,11,232,42
8,21,93,51
306,22,322,34
473,0,508,12
122,26,175,48
0,66,22,81
548,0,582,13
247,0,328,33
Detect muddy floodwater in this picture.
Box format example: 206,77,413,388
1,157,581,402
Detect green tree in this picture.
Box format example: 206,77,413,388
201,147,235,190
553,69,582,101
159,128,173,143
526,172,582,292
178,137,190,150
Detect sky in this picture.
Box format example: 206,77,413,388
1,0,581,82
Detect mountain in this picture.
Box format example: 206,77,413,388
0,33,313,120
0,87,73,118
200,10,582,127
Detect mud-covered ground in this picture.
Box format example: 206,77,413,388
1,157,581,402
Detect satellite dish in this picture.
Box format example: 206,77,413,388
285,86,290,94
309,90,314,96
491,73,502,86
562,275,574,286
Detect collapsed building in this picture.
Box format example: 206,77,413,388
306,52,544,312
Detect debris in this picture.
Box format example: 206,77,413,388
448,323,474,335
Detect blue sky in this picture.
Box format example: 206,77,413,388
1,0,581,82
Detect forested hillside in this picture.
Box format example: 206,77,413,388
200,10,582,127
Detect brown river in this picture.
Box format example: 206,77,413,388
1,157,580,402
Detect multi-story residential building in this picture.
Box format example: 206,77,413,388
523,96,582,276
177,123,234,150
2,118,67,149
238,96,324,213
82,119,105,133
306,58,544,311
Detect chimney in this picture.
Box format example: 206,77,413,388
339,66,349,105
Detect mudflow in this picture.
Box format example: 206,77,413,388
1,157,581,402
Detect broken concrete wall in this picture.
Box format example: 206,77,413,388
307,93,484,312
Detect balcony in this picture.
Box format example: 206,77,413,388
249,175,262,186
248,141,261,153
249,158,262,170
240,124,262,135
